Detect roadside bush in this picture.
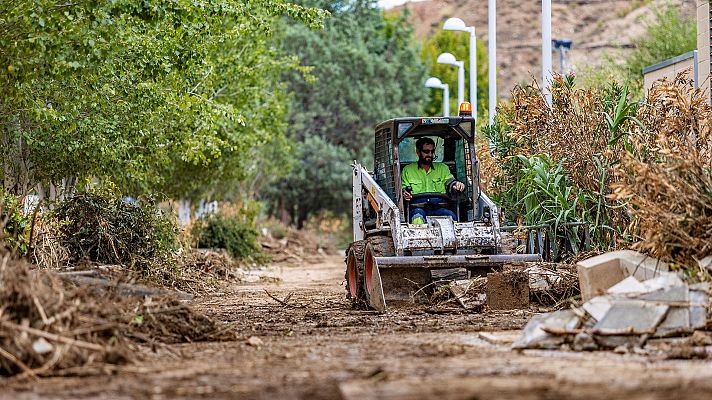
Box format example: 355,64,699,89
0,191,30,255
611,76,712,275
193,212,261,259
54,192,179,275
483,74,637,251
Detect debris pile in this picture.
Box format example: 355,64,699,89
431,277,487,309
0,253,131,378
0,251,236,378
513,251,710,351
526,263,579,307
174,248,245,292
259,226,328,264
429,262,580,311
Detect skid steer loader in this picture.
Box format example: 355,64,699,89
345,103,540,312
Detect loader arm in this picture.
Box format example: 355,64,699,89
352,161,403,256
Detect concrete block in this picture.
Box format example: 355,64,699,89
512,309,580,349
577,250,671,301
486,271,529,310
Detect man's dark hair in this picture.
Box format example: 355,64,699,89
416,137,435,151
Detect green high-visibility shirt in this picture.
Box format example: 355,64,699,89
401,162,454,195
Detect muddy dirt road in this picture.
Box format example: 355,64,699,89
5,255,712,399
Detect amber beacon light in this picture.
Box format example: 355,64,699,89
458,101,472,116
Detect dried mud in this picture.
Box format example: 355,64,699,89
4,255,712,399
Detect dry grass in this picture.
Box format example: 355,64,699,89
30,213,70,270
498,77,630,197
611,75,712,275
0,249,237,379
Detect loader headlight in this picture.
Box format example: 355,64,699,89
483,206,491,223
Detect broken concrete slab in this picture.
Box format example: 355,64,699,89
516,251,709,352
577,250,673,301
593,300,669,334
638,284,688,303
655,307,691,337
592,300,669,348
512,309,580,349
582,296,613,321
607,276,648,296
486,270,529,310
690,288,709,329
641,274,685,292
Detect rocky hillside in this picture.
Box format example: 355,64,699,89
399,0,695,97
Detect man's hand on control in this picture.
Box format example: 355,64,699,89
453,181,465,192
403,190,412,201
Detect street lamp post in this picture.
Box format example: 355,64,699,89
488,0,497,126
425,77,450,116
437,52,465,107
542,0,553,107
443,18,476,116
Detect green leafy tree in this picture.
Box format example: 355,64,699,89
421,27,488,118
581,2,695,97
622,2,696,96
267,135,352,227
266,0,427,224
280,0,427,156
0,0,326,199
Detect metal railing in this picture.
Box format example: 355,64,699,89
500,221,589,261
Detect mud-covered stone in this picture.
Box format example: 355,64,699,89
486,270,529,310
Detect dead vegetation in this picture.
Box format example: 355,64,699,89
611,75,712,275
259,220,333,265
0,247,236,379
526,263,580,307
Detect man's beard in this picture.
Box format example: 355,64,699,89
419,156,432,165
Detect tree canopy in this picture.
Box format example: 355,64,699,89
280,0,427,156
263,0,428,226
1,0,326,199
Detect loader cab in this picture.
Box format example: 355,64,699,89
373,113,484,223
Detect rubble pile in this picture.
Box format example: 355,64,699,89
513,251,711,351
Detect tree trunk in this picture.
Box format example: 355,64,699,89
2,119,33,196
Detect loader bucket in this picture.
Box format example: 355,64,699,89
366,254,542,312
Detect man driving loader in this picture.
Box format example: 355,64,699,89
401,137,465,224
